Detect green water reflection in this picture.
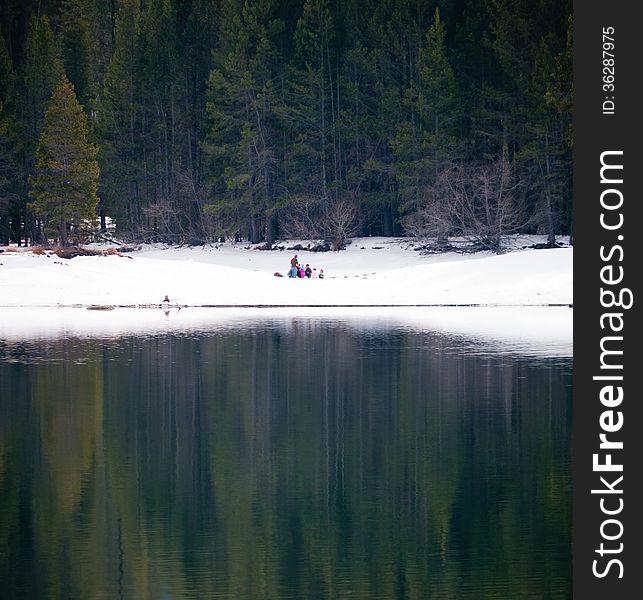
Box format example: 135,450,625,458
0,324,571,599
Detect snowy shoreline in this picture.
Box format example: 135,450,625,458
1,236,572,309
0,237,572,352
0,306,573,357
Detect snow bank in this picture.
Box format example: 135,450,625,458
0,237,572,308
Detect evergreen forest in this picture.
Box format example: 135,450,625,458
0,0,572,250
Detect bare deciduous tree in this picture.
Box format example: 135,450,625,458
325,194,360,250
402,179,453,249
141,200,175,243
280,193,359,250
279,195,320,241
405,150,525,253
449,151,525,252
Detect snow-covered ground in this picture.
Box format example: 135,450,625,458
0,236,572,308
0,236,572,352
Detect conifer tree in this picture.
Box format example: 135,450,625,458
204,0,283,243
275,0,345,244
0,32,23,244
415,9,462,172
29,77,100,245
340,0,424,237
24,15,64,143
0,0,573,246
394,9,463,243
97,0,141,233
513,30,571,247
59,0,95,108
288,0,335,201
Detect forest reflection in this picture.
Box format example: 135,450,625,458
0,323,571,599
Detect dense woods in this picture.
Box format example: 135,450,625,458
0,0,572,249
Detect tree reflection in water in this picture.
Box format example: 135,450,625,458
0,324,571,599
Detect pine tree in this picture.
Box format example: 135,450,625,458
98,0,219,242
339,0,426,237
288,0,335,201
137,0,179,234
394,9,463,243
204,0,283,243
24,15,64,144
415,9,462,173
275,0,346,244
172,0,219,241
29,77,100,245
545,15,572,144
0,0,573,245
0,31,24,244
97,0,141,233
515,31,571,246
59,0,95,108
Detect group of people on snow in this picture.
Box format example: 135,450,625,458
288,254,324,279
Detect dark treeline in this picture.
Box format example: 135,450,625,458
0,0,571,249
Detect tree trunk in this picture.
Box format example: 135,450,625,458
545,132,556,247
382,204,393,237
59,216,68,246
546,194,556,246
265,213,274,245
248,217,261,244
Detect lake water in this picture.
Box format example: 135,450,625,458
0,313,572,599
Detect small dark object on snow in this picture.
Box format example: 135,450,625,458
274,272,284,277
530,242,566,250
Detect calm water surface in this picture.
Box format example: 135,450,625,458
0,319,571,599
